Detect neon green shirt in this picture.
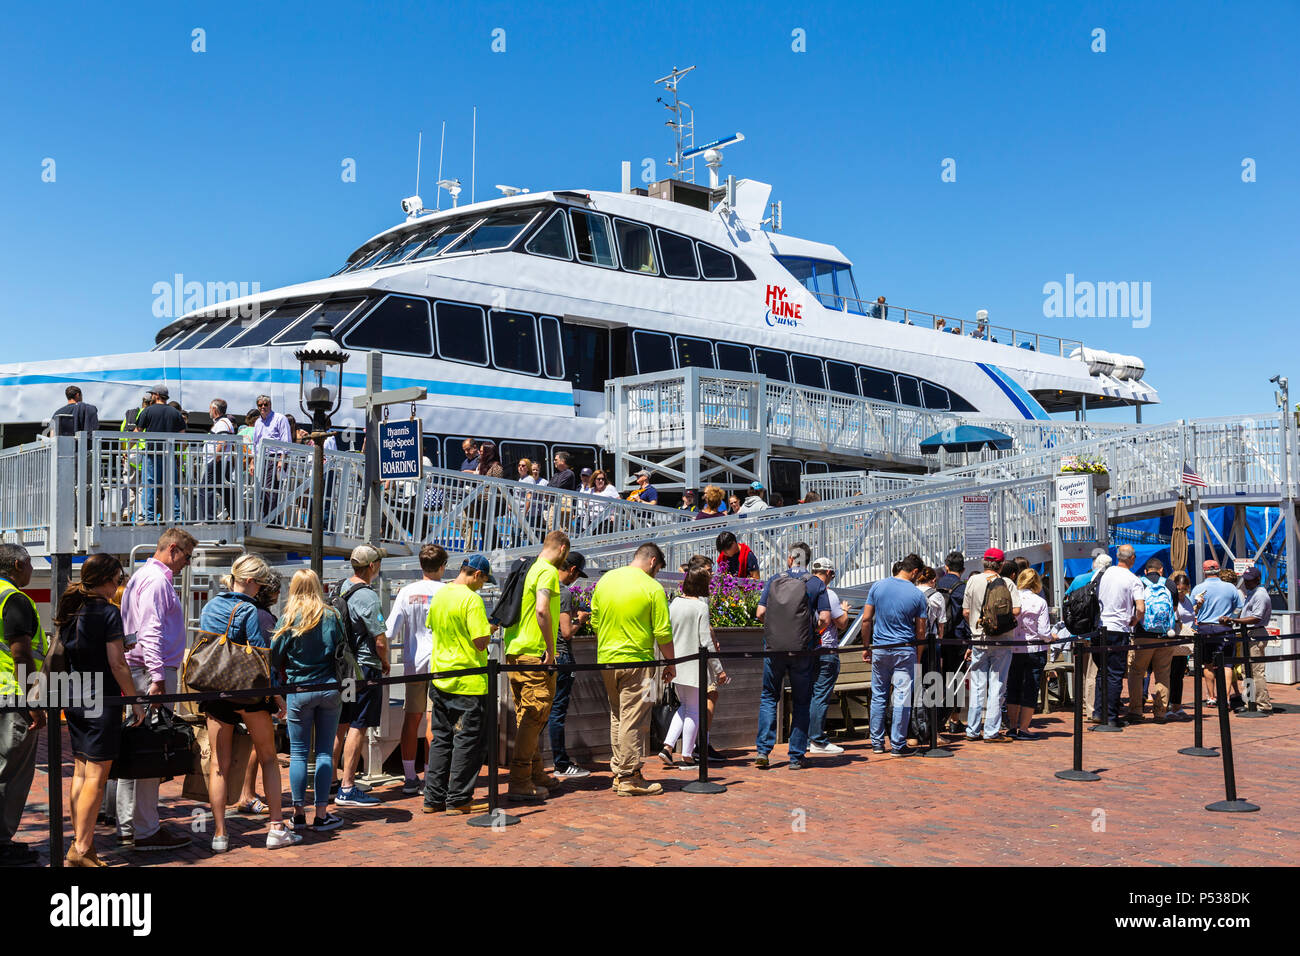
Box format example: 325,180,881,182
591,565,672,664
504,558,560,658
426,583,490,696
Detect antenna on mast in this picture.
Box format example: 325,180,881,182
654,65,696,183
471,106,477,205
415,131,423,197
436,122,446,210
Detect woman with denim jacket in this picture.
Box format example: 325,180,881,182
271,569,346,833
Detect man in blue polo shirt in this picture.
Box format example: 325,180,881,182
862,554,928,757
1191,560,1243,707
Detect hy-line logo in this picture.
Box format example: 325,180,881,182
1042,274,1152,328
151,273,262,320
764,284,803,328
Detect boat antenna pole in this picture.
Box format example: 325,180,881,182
471,106,477,204
415,131,423,198
654,65,696,182
436,121,446,210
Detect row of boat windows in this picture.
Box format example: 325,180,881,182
333,204,754,282
155,298,374,351
629,329,976,412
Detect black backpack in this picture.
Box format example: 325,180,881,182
1063,567,1109,636
488,557,531,629
937,577,969,644
331,580,373,674
763,572,813,651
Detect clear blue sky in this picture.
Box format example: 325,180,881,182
2,0,1295,421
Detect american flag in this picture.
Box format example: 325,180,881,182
1181,461,1208,488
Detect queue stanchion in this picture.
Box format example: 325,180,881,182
683,649,726,794
922,633,952,758
1230,621,1268,719
1179,633,1218,757
1205,651,1259,813
469,652,519,828
1056,639,1100,782
47,701,64,867
1090,633,1122,733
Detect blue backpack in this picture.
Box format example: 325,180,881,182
1142,579,1174,633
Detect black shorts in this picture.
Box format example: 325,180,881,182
1006,652,1047,708
200,698,276,727
1198,633,1231,660
66,707,123,762
339,667,383,729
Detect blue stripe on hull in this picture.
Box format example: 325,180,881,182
976,363,1049,420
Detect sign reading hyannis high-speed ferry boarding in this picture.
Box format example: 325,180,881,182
377,419,423,481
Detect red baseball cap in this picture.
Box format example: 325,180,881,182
1202,559,1220,573
983,547,1005,562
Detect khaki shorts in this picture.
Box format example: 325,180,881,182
404,679,430,714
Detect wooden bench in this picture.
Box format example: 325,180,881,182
1039,658,1074,714
779,651,873,741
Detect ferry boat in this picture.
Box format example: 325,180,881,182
0,78,1156,504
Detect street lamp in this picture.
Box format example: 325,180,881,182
295,316,349,577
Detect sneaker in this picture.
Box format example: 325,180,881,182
754,753,770,769
678,753,697,767
616,775,664,797
132,826,192,852
266,826,304,849
446,800,490,815
658,747,676,767
289,812,307,830
311,812,345,832
872,743,886,754
335,787,381,807
982,734,1012,744
401,777,422,795
891,745,918,757
788,759,805,770
211,835,229,853
556,764,591,779
116,832,135,846
807,741,844,755
707,746,725,760
506,784,547,803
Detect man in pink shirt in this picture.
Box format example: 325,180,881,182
115,528,197,852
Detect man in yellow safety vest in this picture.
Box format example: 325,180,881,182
0,543,47,866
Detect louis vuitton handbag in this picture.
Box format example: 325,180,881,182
182,604,273,707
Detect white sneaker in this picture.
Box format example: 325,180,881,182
557,764,592,778
266,826,304,849
211,835,229,853
807,742,844,755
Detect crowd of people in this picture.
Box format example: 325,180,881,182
0,515,1280,864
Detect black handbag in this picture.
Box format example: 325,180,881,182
110,706,198,781
650,682,681,752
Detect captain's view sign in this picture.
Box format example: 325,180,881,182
377,419,423,481
764,284,803,327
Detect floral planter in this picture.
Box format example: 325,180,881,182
1092,473,1110,492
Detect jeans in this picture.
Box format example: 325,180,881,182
870,647,917,750
1092,630,1131,723
116,666,178,839
143,454,180,523
426,687,487,808
547,647,575,770
966,646,1013,738
0,711,38,846
285,689,342,808
755,653,815,761
808,654,841,746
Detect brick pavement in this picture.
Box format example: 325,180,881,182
17,683,1300,867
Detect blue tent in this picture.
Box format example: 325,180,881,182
919,424,1014,454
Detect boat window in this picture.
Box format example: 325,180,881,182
274,298,367,346
921,381,950,411
552,443,597,475
805,461,829,475
768,458,802,505
657,230,699,279
715,342,754,373
343,295,433,356
373,227,441,267
525,209,572,260
697,243,737,280
859,367,897,403
230,302,315,347
947,388,977,413
412,217,479,260
445,435,480,470
569,209,617,268
434,301,489,365
826,360,859,395
539,316,564,379
615,219,657,274
193,317,247,350
833,265,863,313
675,336,715,369
490,310,540,376
500,441,548,477
165,325,211,350
633,330,675,374
754,348,791,382
778,257,815,291
344,242,396,273
897,375,922,407
561,324,609,392
154,330,184,350
809,262,840,308
453,208,538,254
790,354,826,389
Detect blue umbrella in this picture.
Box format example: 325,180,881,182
919,424,1014,454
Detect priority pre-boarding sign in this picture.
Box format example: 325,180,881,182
1055,475,1093,527
377,419,423,480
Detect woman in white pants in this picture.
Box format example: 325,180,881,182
659,567,728,766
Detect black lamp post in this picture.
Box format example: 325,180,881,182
294,316,349,577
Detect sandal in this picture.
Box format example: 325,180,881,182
236,798,270,815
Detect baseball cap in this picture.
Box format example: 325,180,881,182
350,544,382,567
750,481,764,490
563,551,589,577
151,384,170,400
810,557,836,574
1202,559,1221,573
1241,566,1261,585
461,554,495,582
983,547,1005,562
580,467,593,476
635,468,650,478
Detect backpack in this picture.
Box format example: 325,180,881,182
331,580,373,675
763,572,814,651
977,575,1017,637
488,557,531,629
1062,568,1107,636
938,576,969,645
1142,580,1175,633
